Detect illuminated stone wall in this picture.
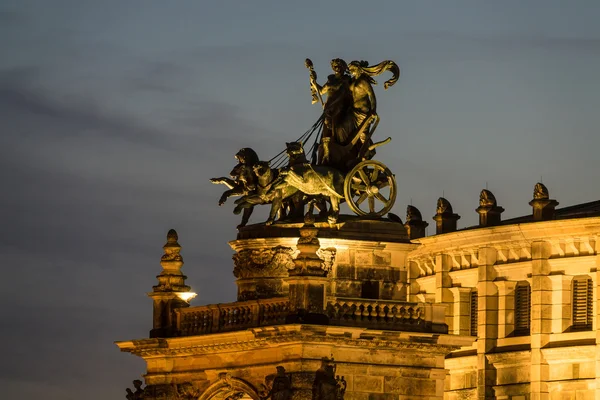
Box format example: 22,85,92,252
408,217,600,400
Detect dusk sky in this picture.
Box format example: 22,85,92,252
1,1,600,399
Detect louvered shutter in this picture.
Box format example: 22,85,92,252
572,278,593,330
470,291,478,336
514,284,531,335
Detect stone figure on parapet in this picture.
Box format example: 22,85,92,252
210,56,399,228
479,189,497,207
261,366,293,400
312,358,346,400
125,379,145,400
210,148,261,228
534,182,549,200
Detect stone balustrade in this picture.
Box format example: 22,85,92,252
176,297,447,336
176,297,290,336
326,297,448,333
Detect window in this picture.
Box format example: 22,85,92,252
514,283,531,336
572,277,593,330
470,290,478,336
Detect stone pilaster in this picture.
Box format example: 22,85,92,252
530,241,552,400
449,287,473,336
476,247,497,400
435,254,454,330
594,236,600,400
548,274,573,334
286,224,330,323
495,281,517,339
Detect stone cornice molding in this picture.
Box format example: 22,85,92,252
408,218,600,266
230,238,418,253
116,324,472,358
410,217,600,256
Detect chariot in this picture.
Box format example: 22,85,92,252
265,106,397,222
211,57,400,227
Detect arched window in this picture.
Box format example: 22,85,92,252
514,282,531,336
572,276,593,330
470,290,478,337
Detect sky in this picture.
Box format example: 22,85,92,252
1,1,600,399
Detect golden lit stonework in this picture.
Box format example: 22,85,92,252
116,57,600,400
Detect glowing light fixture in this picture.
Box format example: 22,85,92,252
175,292,197,303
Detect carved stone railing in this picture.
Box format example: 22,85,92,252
176,297,290,336
325,298,448,333
176,297,447,336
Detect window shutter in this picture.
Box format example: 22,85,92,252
514,284,531,335
573,278,593,330
470,291,478,336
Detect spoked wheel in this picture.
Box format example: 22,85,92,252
343,160,397,217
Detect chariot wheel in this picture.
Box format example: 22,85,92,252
343,160,397,217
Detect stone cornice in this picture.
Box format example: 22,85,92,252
230,238,418,253
116,324,473,358
409,216,600,258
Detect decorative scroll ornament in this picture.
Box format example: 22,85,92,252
233,246,296,278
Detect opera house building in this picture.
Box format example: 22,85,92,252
117,182,600,400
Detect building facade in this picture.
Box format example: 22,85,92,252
117,183,600,400
410,187,600,400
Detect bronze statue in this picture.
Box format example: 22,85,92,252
211,56,400,228
265,143,344,225
306,58,399,171
211,148,261,227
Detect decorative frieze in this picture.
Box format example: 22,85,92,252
233,246,296,279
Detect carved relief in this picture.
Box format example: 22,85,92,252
198,374,260,400
233,246,296,278
131,381,200,400
317,248,336,273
